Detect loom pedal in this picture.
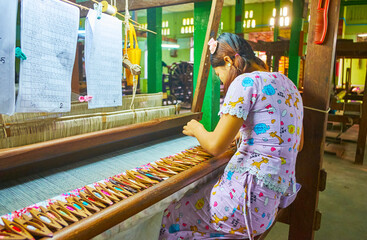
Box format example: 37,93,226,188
149,163,178,176
100,182,129,199
0,224,28,240
108,179,136,195
71,196,101,213
84,186,114,206
94,185,121,203
38,206,68,228
14,215,52,237
29,208,63,231
118,174,148,189
49,203,78,223
126,170,160,185
61,199,93,217
79,192,107,209
1,218,34,240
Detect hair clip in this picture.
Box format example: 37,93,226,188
235,53,240,57
208,38,218,54
79,95,93,102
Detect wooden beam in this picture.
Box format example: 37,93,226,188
147,7,163,93
191,0,224,113
0,112,202,175
39,150,234,240
289,0,341,238
355,65,367,164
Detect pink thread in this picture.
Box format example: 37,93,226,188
79,95,93,102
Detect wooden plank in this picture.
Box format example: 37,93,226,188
355,65,367,164
39,150,234,240
191,0,224,113
0,113,202,173
288,0,341,239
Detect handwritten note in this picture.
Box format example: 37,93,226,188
0,1,17,115
85,10,123,109
16,0,79,112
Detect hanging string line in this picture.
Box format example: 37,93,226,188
303,106,331,114
59,0,156,34
89,0,157,34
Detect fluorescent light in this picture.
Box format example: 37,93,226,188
252,19,256,28
162,44,180,49
270,18,275,26
283,7,288,16
273,8,276,17
357,33,367,37
78,30,85,34
285,17,290,26
280,17,284,27
245,11,248,19
249,10,253,18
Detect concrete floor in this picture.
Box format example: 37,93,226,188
267,146,367,240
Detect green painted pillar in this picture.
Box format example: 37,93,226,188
194,1,220,131
288,0,304,86
235,0,244,36
274,0,281,42
147,7,162,93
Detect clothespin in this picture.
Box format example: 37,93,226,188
94,2,102,20
15,47,27,60
79,95,93,102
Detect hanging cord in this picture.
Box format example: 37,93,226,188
303,106,331,114
124,0,138,111
89,0,157,34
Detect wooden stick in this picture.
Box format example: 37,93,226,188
191,0,224,113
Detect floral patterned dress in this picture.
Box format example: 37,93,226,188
159,71,303,240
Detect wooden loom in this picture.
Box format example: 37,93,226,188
0,0,342,240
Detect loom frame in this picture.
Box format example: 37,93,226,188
2,0,345,239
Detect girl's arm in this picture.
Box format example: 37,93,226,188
183,114,244,156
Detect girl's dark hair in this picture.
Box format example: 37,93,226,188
210,33,267,92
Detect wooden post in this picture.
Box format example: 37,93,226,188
192,0,222,131
235,0,244,37
355,65,367,164
288,0,304,86
147,7,162,93
191,0,223,116
289,0,341,239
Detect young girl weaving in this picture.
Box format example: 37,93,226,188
159,33,304,240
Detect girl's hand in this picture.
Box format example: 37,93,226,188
182,119,204,137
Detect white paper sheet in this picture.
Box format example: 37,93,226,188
16,0,79,112
0,0,18,115
85,10,123,109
